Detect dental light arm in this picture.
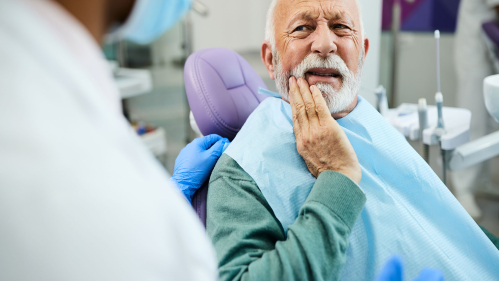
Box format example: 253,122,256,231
448,74,499,171
448,131,499,171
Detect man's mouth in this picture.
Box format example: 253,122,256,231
305,68,341,78
304,68,342,88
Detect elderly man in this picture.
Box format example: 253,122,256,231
206,0,499,280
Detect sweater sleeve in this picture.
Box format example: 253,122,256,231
207,154,366,281
480,226,499,250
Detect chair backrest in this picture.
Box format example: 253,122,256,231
483,21,499,50
184,48,268,226
483,21,499,73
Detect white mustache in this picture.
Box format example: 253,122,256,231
290,53,353,81
274,51,362,114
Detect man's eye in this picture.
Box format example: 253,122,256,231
293,26,308,32
334,24,348,29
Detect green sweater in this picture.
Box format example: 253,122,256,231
480,226,499,249
207,154,499,281
207,154,366,281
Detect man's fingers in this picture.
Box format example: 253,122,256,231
310,85,333,123
288,77,307,131
297,78,319,124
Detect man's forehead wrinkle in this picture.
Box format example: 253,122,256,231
274,0,363,53
286,9,320,28
319,1,342,21
283,0,356,26
320,1,357,25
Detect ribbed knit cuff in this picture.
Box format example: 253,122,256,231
305,171,366,230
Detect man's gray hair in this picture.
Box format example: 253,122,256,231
265,0,365,51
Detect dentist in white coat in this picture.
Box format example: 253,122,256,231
0,0,227,280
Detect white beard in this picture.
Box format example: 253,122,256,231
274,50,364,114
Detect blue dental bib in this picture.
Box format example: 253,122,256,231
224,92,499,280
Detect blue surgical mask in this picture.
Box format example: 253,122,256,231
112,0,192,45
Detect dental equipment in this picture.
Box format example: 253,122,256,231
182,0,209,143
191,0,209,16
434,30,449,185
418,98,429,163
448,75,499,172
435,30,442,95
375,85,389,117
435,93,445,131
390,0,402,107
435,92,447,184
384,30,472,184
384,104,470,147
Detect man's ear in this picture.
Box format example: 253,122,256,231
261,41,275,80
363,36,370,63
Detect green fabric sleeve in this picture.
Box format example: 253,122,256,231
479,226,499,250
207,154,366,281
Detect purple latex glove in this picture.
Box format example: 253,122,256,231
171,134,230,203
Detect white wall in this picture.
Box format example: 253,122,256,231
191,0,269,52
379,32,457,107
358,0,382,105
190,0,382,104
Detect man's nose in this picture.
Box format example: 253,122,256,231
311,26,337,57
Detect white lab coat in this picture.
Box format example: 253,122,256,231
452,0,499,215
0,0,217,280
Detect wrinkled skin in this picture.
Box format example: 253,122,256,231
261,0,367,181
288,77,361,183
261,0,369,119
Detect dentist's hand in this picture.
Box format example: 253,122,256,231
376,256,444,281
171,134,230,203
288,77,361,184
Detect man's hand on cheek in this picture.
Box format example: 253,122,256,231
288,77,361,184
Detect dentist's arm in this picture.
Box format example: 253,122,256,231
207,78,365,281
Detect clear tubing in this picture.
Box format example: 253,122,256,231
435,30,441,94
436,92,444,129
441,146,447,185
418,98,429,163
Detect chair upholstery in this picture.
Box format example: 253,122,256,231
184,48,268,141
184,48,268,226
483,21,499,59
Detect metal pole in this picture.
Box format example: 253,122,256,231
182,2,209,144
389,0,401,108
182,13,195,144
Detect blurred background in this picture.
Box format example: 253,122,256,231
103,0,499,235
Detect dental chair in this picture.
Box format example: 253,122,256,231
184,48,268,226
483,21,499,72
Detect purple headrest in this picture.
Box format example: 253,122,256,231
184,48,268,141
483,21,499,46
483,21,499,59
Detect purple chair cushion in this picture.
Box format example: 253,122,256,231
190,179,209,228
185,48,268,227
483,21,499,59
184,48,268,141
